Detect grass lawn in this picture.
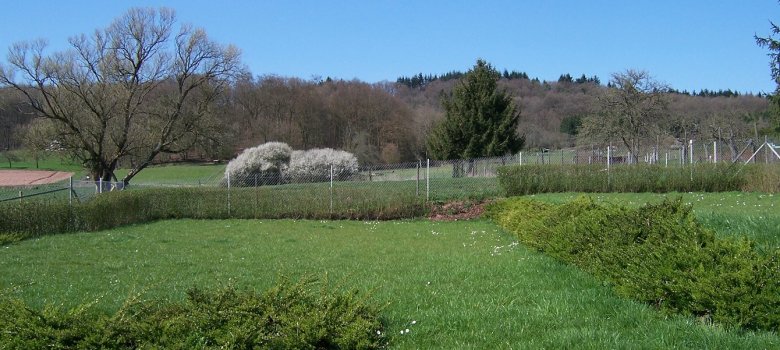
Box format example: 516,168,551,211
1,153,84,174
525,192,780,251
1,219,777,348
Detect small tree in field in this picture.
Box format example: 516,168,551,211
286,148,358,182
224,142,292,186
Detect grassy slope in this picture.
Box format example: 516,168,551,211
0,219,776,348
526,192,780,251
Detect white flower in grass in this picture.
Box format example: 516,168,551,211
411,320,417,325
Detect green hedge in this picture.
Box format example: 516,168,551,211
497,164,746,195
487,196,780,332
0,187,426,243
0,278,385,349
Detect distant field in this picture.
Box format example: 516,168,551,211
1,153,83,174
1,219,777,348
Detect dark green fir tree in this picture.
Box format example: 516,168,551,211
427,59,524,162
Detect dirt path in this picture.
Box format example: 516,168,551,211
0,170,75,187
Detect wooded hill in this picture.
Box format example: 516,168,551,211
1,70,772,165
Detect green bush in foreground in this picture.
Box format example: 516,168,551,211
0,278,385,349
487,196,780,332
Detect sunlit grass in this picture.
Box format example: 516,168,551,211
1,219,777,348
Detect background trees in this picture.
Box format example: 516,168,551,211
426,59,524,160
0,8,241,184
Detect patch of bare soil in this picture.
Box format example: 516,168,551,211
428,200,492,221
0,170,75,187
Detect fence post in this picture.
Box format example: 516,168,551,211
416,160,420,196
713,141,718,164
98,178,103,194
765,135,769,164
519,152,522,165
69,176,73,205
689,140,694,165
665,153,668,167
227,172,231,217
330,164,334,214
607,144,611,190
426,159,430,202
18,191,22,204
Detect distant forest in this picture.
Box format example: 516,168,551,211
0,68,773,165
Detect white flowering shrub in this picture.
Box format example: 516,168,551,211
286,148,359,182
223,142,292,186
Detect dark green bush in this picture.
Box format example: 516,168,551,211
497,164,746,195
0,279,385,349
487,196,780,332
0,186,427,241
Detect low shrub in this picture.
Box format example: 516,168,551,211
0,278,385,349
0,186,426,241
741,164,780,192
487,196,780,332
497,164,746,195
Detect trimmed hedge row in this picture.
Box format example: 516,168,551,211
487,196,780,332
497,164,746,195
0,186,426,244
0,278,385,349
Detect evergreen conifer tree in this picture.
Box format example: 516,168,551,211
427,59,524,161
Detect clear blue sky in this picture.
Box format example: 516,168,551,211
1,1,777,93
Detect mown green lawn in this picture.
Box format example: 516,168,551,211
1,219,776,348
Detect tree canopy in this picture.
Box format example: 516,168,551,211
426,59,524,160
0,7,241,184
579,70,669,162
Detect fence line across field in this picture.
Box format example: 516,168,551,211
2,139,779,206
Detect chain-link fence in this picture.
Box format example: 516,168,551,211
3,139,779,207
0,177,125,204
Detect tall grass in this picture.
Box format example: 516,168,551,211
498,164,747,195
0,186,426,243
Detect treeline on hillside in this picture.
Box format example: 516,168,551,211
0,71,772,165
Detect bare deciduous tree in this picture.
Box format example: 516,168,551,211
580,70,669,162
0,7,241,184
